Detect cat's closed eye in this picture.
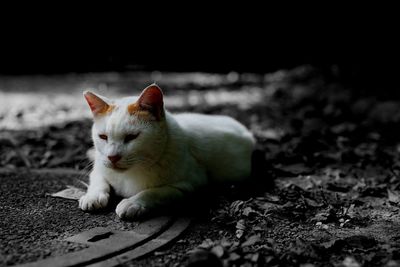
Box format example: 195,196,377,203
99,134,108,141
124,133,140,143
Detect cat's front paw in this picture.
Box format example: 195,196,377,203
79,192,109,211
116,198,148,220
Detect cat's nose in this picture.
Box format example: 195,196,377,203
108,155,122,164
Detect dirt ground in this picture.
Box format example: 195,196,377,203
1,66,400,266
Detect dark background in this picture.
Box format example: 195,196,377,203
1,13,399,96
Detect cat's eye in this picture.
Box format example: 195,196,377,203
99,134,108,141
124,133,139,143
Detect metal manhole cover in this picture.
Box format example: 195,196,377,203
0,169,191,267
18,216,191,267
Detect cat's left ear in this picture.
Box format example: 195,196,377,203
83,91,112,116
129,84,164,120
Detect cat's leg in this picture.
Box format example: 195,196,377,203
116,186,184,220
79,171,110,211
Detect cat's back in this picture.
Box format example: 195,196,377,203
172,113,255,182
174,113,251,137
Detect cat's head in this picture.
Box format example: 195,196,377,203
83,84,167,171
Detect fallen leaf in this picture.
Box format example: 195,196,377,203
241,235,260,247
262,193,280,203
49,186,85,200
250,253,259,262
211,245,224,258
304,197,323,208
255,128,284,141
229,200,245,217
342,256,360,267
236,219,246,239
277,176,315,191
228,252,241,262
388,189,400,204
242,207,257,217
274,163,313,177
199,239,214,249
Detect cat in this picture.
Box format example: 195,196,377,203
79,84,255,220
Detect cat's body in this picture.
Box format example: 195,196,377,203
79,85,255,219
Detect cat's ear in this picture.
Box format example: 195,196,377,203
83,91,112,116
130,84,164,120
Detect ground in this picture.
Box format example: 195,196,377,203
1,66,400,266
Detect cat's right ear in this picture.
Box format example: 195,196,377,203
83,91,112,116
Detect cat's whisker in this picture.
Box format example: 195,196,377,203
125,157,151,166
75,161,94,189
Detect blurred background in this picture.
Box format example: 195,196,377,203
0,15,400,129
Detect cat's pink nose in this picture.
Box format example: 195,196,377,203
108,155,122,164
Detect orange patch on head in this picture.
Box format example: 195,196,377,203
127,84,164,120
127,102,153,120
127,102,140,114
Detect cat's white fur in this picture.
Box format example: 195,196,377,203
79,84,255,219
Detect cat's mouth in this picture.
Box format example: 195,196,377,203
108,163,129,172
103,159,130,171
111,165,128,171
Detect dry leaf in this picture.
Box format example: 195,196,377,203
388,189,400,204
211,245,224,258
342,256,360,267
241,235,260,247
50,186,85,200
236,219,246,239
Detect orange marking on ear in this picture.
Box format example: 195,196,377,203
127,84,165,120
84,91,114,116
99,104,115,115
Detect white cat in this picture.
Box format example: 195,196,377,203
79,84,255,220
